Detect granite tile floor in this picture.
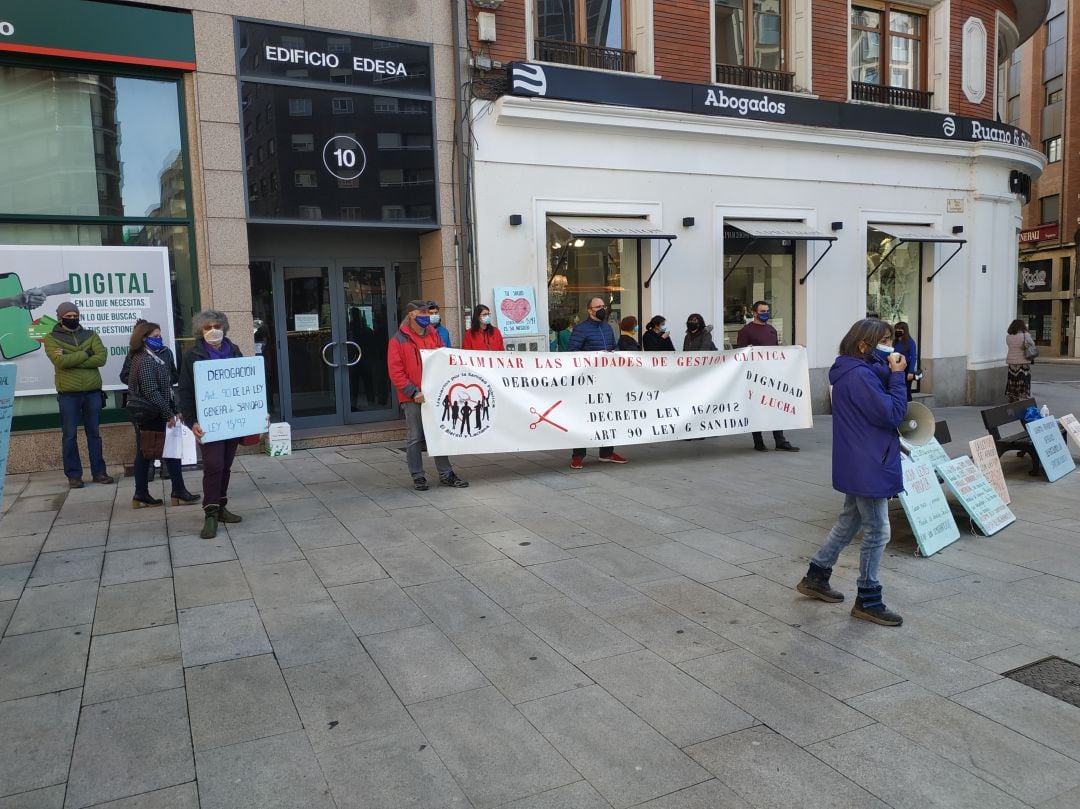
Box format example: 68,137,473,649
2,393,1080,807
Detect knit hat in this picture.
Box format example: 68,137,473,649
56,302,79,318
406,300,429,312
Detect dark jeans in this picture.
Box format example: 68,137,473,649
752,430,788,447
573,447,613,459
58,391,105,480
201,438,239,507
132,421,188,497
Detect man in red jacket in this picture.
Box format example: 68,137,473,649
388,300,469,491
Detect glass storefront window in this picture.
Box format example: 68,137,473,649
722,229,794,348
545,220,638,346
866,227,921,339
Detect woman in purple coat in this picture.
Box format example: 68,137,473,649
796,318,908,626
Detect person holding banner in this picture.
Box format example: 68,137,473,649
736,301,799,452
388,300,469,491
427,301,452,347
568,297,627,469
796,318,906,627
461,304,505,351
123,321,200,508
177,310,246,539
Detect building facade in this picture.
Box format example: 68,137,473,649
463,0,1047,412
0,0,466,472
1013,0,1078,357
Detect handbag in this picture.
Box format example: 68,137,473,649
1024,334,1039,360
138,428,166,460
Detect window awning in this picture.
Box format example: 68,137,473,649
868,223,967,283
548,216,677,240
724,220,837,286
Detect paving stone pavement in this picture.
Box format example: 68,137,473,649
2,396,1080,807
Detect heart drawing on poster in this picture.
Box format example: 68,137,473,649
446,383,486,404
500,297,532,323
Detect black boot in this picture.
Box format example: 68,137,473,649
132,492,164,509
170,489,200,506
851,585,903,626
200,505,220,540
796,562,844,603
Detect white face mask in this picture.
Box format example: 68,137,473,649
205,328,224,344
480,315,491,326
430,314,441,325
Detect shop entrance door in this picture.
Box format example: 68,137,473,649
273,260,397,429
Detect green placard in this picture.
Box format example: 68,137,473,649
938,456,1016,536
898,456,959,556
0,0,195,70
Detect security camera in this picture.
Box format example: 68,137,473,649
474,0,504,8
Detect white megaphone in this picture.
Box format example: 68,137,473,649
898,401,935,447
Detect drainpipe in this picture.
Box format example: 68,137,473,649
450,0,472,323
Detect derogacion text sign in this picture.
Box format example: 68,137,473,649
421,347,812,455
193,357,267,442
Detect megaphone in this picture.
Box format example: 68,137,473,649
898,401,935,446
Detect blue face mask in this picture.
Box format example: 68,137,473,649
430,314,441,325
872,343,894,362
415,315,431,328
756,311,771,322
660,325,669,333
145,336,164,350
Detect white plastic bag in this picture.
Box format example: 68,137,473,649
163,423,198,465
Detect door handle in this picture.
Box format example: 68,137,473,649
321,342,340,367
344,340,362,366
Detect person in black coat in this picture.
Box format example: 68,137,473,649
642,315,675,351
567,297,627,468
617,316,642,351
683,313,718,351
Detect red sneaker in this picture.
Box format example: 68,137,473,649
598,453,629,464
569,457,584,470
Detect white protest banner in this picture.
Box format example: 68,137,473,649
0,246,173,396
420,347,812,455
193,357,268,442
1025,415,1075,482
493,286,539,336
938,456,1016,536
968,434,1010,504
898,455,959,556
1060,414,1080,453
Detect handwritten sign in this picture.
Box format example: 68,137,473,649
493,286,539,336
968,435,1010,504
1026,415,1076,482
193,357,268,442
900,436,951,468
0,364,16,504
938,456,1016,536
898,456,959,556
1060,414,1080,453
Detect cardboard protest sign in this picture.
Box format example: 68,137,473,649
193,357,268,442
937,456,1016,536
968,434,1010,504
1060,414,1080,454
1025,415,1075,483
900,436,951,469
493,287,539,336
898,455,960,556
421,346,812,455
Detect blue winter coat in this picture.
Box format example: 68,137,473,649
434,324,451,348
895,336,917,374
829,354,908,498
567,318,617,351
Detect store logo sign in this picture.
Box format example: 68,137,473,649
1022,267,1049,291
0,21,14,36
703,89,786,116
942,117,956,137
264,45,407,76
512,64,547,96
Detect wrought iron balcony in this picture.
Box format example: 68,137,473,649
851,81,933,110
714,63,794,92
535,38,636,73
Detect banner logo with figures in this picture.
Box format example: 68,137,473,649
421,347,812,456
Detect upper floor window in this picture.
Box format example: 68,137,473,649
850,3,930,109
714,0,791,91
534,0,635,72
1040,194,1060,225
1045,137,1062,163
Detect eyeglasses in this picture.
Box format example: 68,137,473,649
203,324,222,331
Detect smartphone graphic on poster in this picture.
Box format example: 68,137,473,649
0,273,43,359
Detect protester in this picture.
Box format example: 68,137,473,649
795,318,906,626
461,304,505,351
1005,318,1035,402
427,300,452,347
550,318,572,352
568,297,627,468
177,310,246,539
736,301,799,452
618,316,641,351
642,315,675,351
892,321,918,402
122,320,199,508
44,302,113,488
388,300,469,491
683,313,717,351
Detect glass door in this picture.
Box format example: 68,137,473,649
281,264,341,425
341,264,397,423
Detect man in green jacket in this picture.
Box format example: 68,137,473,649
44,302,113,488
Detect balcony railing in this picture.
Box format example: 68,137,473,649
851,81,933,110
715,63,794,92
534,38,636,73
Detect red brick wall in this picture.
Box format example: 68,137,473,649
949,0,1017,118
653,0,712,83
811,0,850,102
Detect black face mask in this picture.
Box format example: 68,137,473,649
686,321,701,332
62,318,80,331
594,307,608,322
895,332,905,340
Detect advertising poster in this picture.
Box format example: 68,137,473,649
493,286,539,336
421,346,812,455
0,246,174,396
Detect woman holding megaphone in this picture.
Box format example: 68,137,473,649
796,318,908,627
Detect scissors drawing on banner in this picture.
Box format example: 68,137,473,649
529,400,567,432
